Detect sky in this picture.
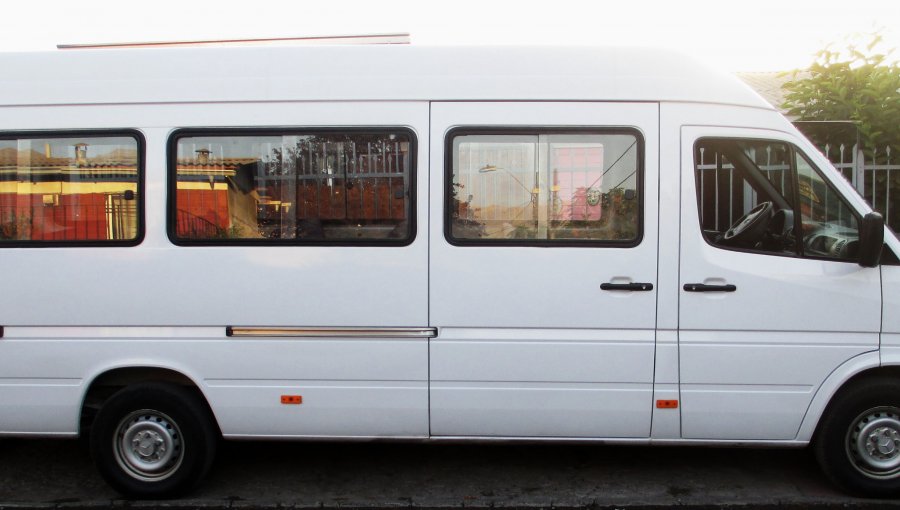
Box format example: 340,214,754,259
1,0,898,72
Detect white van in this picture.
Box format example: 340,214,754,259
0,45,897,498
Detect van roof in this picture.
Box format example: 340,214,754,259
0,46,773,109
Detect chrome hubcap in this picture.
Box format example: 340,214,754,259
867,427,900,457
848,407,900,478
114,410,183,481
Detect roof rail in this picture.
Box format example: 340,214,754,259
57,33,411,50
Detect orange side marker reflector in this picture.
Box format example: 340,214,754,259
281,395,303,405
656,399,678,409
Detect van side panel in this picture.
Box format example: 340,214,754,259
429,102,659,438
0,102,428,327
0,327,430,437
0,102,431,438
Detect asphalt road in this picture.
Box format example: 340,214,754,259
2,438,900,509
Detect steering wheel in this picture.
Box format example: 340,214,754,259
722,201,774,246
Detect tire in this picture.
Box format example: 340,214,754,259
815,378,900,497
89,382,217,498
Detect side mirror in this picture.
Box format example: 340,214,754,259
858,212,884,268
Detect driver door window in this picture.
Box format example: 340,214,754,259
694,138,860,262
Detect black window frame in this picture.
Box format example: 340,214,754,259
0,129,146,248
166,127,417,247
693,136,866,263
444,126,645,248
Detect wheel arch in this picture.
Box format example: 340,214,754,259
797,350,896,442
79,364,221,438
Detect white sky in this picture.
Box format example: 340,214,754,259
1,0,898,71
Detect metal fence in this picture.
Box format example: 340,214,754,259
794,121,900,231
816,142,899,231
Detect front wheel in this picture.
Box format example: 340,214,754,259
90,383,217,498
815,379,900,497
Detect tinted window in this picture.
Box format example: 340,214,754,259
0,133,142,245
170,130,414,245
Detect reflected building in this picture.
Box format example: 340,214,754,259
0,138,139,242
173,133,412,242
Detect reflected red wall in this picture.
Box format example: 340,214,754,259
177,189,230,228
0,193,109,241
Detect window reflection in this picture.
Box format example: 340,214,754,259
173,132,412,243
450,132,640,243
0,136,140,243
795,152,856,229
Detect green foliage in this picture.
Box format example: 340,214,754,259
782,32,900,157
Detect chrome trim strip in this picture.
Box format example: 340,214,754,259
226,327,437,339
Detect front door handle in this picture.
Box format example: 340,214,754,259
683,283,737,292
601,282,654,291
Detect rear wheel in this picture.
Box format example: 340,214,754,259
815,378,900,497
90,383,217,498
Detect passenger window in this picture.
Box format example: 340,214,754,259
695,138,860,261
447,129,642,245
169,130,414,245
0,133,142,245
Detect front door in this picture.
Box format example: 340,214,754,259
678,126,881,440
429,102,659,437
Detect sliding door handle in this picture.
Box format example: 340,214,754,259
683,283,737,292
601,282,654,291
